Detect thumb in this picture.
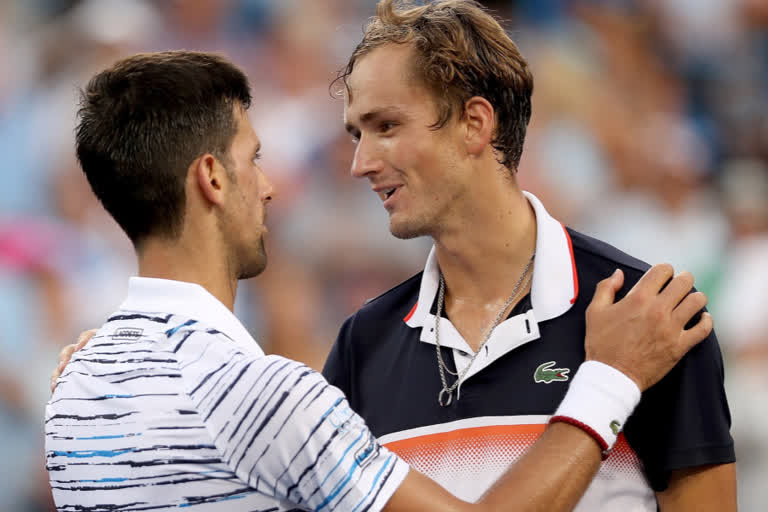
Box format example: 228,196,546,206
589,269,624,311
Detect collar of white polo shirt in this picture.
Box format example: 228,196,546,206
119,276,264,356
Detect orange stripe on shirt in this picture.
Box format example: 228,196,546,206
383,423,547,453
403,302,418,322
384,424,635,467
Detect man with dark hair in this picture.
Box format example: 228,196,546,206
324,1,736,510
47,50,711,511
76,51,254,248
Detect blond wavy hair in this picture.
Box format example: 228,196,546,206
337,0,534,171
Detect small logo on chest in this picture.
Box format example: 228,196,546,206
534,361,570,383
113,327,143,340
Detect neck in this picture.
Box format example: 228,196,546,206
433,183,536,304
136,234,238,312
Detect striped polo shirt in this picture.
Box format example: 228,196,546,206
46,277,408,511
323,192,734,510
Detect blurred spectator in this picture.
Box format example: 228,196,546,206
1,0,767,509
716,159,768,511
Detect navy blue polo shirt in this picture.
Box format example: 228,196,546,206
322,192,734,511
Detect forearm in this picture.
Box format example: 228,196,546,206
384,423,602,512
478,422,601,511
385,362,638,512
479,361,640,511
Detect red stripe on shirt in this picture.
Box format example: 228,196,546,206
561,224,579,304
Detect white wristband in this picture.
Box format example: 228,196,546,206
549,360,641,458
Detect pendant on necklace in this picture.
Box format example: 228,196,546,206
438,388,453,407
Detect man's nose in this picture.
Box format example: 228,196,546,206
350,134,383,178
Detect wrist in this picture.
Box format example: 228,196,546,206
549,360,641,459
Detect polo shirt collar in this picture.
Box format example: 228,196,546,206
404,191,578,330
120,276,264,356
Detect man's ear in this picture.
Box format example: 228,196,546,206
193,154,227,206
463,96,495,157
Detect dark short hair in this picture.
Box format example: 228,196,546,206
75,51,252,246
337,0,533,171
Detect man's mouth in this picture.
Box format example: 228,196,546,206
376,185,400,202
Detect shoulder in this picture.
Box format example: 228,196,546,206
329,272,421,364
567,227,651,275
362,271,422,310
185,347,323,413
158,315,266,379
565,230,735,484
351,271,422,325
566,227,654,291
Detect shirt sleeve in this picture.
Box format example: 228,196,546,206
187,347,409,511
322,314,354,401
624,324,735,491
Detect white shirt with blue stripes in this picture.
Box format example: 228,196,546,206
46,277,409,511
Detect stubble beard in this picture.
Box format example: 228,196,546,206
390,222,427,240
388,210,433,240
237,236,267,280
388,190,457,240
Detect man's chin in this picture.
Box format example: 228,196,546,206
237,244,268,280
389,218,428,240
238,259,267,280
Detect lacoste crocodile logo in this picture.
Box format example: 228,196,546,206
534,361,570,383
610,420,622,436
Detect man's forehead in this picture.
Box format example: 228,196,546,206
234,108,260,148
343,47,422,122
346,45,413,93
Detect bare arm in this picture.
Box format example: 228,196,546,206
479,422,603,511
384,422,602,512
656,463,737,512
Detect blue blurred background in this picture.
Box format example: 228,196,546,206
1,0,767,509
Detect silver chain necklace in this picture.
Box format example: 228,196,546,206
435,253,535,407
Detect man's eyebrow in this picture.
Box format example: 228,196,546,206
345,107,405,134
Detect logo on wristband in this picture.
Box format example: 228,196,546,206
534,361,570,383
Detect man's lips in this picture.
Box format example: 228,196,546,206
372,184,402,202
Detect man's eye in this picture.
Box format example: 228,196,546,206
350,136,360,145
252,153,261,163
380,122,396,132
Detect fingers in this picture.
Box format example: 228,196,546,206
51,329,95,394
76,329,97,351
627,263,674,298
588,269,624,312
659,271,695,310
51,344,77,393
58,344,76,367
680,312,714,352
50,367,59,394
672,290,707,327
50,330,97,394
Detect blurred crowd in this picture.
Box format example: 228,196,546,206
0,0,766,510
